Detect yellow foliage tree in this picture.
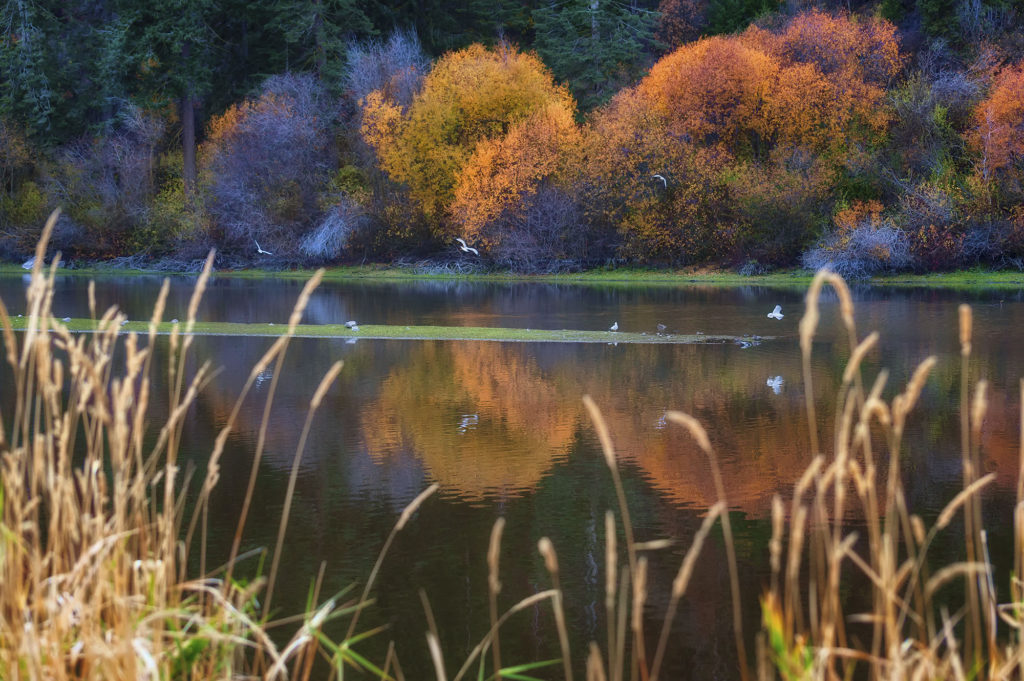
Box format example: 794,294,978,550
360,43,575,229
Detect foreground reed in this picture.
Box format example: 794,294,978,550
0,211,404,680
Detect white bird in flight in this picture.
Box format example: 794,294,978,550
767,375,784,394
609,322,618,331
653,174,667,188
767,305,784,320
255,239,273,255
455,238,479,256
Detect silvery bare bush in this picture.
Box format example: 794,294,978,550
802,220,914,279
204,73,335,256
299,198,367,261
489,186,589,273
346,29,428,111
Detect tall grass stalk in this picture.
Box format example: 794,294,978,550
0,211,388,680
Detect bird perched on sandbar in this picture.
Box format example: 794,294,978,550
767,305,784,320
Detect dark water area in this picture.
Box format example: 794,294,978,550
2,274,1023,679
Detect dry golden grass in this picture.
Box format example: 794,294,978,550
0,211,400,680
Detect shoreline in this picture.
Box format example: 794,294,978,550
3,261,1024,289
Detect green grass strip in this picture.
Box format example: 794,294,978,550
4,264,1024,288
5,316,769,344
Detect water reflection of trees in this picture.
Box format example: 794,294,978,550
357,334,1024,516
358,339,840,512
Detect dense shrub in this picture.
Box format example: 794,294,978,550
483,186,589,273
300,198,368,261
727,151,833,266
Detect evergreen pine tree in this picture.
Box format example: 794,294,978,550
532,0,658,110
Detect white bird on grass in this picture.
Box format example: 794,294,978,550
255,239,273,255
767,305,784,320
609,322,619,332
455,238,479,256
345,320,358,328
653,174,668,188
22,257,35,270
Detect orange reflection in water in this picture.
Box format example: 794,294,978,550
362,342,583,501
359,338,1023,517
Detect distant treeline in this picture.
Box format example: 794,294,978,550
1,0,1022,274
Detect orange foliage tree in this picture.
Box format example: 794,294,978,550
581,85,734,264
745,11,901,138
451,103,581,250
972,60,1024,198
581,11,902,266
360,43,575,233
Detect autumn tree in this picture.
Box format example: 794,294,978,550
972,60,1024,201
361,42,575,236
583,12,903,266
581,86,732,264
656,0,708,49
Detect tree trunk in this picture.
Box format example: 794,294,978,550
182,93,197,204
313,0,326,78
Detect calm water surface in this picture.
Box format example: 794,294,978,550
2,274,1023,679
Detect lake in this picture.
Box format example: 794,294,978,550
1,274,1022,679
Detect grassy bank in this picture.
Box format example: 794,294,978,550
5,260,1024,289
